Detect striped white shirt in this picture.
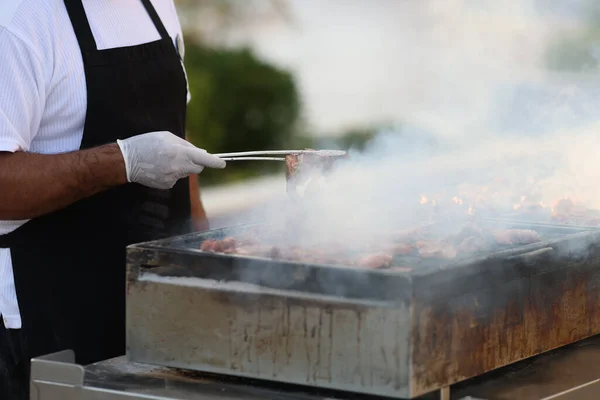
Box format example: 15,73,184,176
0,0,189,329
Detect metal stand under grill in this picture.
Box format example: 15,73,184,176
124,220,600,399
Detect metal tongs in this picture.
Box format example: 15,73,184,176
214,149,346,162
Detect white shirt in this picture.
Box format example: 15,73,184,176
0,0,189,329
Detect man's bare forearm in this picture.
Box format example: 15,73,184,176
0,144,127,220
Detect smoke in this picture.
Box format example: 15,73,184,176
227,0,600,254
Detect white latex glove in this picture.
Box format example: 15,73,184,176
116,131,225,189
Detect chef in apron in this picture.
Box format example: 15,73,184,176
0,1,225,398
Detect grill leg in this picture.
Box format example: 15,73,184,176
440,386,450,400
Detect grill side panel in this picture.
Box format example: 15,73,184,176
125,266,413,398
410,234,600,395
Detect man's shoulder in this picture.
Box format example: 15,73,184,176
0,0,24,29
0,0,63,64
0,0,58,30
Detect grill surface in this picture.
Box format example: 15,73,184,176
125,219,600,398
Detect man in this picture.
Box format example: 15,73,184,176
0,0,225,398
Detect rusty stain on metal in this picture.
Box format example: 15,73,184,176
315,309,322,383
410,246,600,396
303,306,310,382
356,310,364,387
328,309,333,383
285,305,291,365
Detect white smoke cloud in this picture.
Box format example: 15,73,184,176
229,0,600,247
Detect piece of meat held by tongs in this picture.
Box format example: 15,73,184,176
285,149,347,199
215,149,346,199
492,229,541,245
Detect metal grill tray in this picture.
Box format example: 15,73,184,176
127,219,597,302
125,219,600,399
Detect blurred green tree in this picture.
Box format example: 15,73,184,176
183,38,301,185
545,2,600,71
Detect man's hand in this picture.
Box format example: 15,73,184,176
117,131,225,190
0,131,226,221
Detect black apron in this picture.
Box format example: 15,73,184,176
0,0,190,367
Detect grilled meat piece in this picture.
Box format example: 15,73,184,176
285,154,302,196
234,245,263,256
458,236,488,253
221,237,236,247
285,152,320,196
551,199,600,226
390,227,423,243
285,154,301,179
416,240,457,259
200,237,237,253
356,253,393,269
220,237,236,253
553,198,576,217
492,229,541,245
200,239,217,252
285,150,343,197
237,245,284,258
393,243,414,255
454,222,483,244
285,150,340,178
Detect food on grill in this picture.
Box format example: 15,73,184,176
553,199,581,217
200,239,217,252
549,198,600,226
458,236,489,253
198,222,545,270
357,253,393,269
391,227,424,242
392,243,415,255
492,229,541,245
454,222,484,243
415,240,457,259
200,238,236,253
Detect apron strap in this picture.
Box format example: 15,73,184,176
64,0,171,56
140,0,171,41
64,0,98,54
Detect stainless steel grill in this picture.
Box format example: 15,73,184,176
124,219,600,399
